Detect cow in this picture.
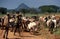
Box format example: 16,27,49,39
46,18,57,34
27,19,40,34
49,19,55,34
9,16,15,32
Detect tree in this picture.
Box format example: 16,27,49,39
20,9,29,16
0,7,7,14
29,8,38,14
39,5,59,13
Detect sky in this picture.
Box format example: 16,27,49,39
0,0,60,9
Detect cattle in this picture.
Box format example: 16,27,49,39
27,20,40,34
0,17,5,29
9,16,15,32
1,13,60,37
46,18,57,34
49,20,55,34
28,22,36,29
39,16,46,22
51,15,60,28
0,17,3,29
21,16,35,31
21,16,40,34
21,17,28,31
46,19,52,27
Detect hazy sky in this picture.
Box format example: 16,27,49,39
0,0,60,9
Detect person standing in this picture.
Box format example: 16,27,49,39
3,13,10,39
14,13,22,36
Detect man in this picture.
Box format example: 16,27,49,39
14,13,22,36
3,13,10,39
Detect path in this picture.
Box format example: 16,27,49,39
0,25,59,39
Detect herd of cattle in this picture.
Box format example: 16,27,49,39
0,13,60,39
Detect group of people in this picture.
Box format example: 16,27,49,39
2,12,23,39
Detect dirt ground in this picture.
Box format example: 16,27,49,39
0,25,60,39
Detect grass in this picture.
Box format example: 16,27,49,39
25,13,60,17
0,13,60,17
54,28,60,35
0,13,5,17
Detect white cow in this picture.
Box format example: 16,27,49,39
9,18,15,22
46,19,51,27
46,19,56,28
52,19,56,28
28,22,36,29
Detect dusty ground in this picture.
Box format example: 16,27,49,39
0,25,59,39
